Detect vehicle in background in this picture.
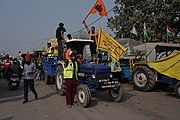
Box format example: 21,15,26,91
131,43,180,98
9,73,20,90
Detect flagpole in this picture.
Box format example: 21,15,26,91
82,0,98,24
144,40,147,62
166,25,168,43
82,14,90,24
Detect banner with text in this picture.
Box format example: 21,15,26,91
97,28,126,62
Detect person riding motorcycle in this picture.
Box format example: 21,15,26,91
7,60,22,81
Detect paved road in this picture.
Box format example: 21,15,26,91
0,78,179,120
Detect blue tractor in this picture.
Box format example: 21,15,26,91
56,39,124,107
43,57,57,85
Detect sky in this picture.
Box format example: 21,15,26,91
0,0,115,57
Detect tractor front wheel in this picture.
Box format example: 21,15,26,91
109,83,124,102
77,84,91,108
56,66,66,96
44,71,50,85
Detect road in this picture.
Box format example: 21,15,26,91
0,78,179,120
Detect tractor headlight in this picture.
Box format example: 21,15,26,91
78,73,85,77
109,74,113,78
91,74,96,79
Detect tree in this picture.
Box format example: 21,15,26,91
107,0,180,42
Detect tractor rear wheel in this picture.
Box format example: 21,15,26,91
56,65,66,96
44,71,50,85
77,84,91,108
132,65,156,92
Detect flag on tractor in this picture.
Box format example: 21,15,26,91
97,28,126,62
167,25,176,38
143,23,148,41
41,42,46,52
130,25,138,36
83,0,107,23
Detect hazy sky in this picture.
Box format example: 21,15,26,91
0,0,115,56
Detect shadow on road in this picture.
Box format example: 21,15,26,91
38,91,58,100
88,88,136,108
0,117,13,120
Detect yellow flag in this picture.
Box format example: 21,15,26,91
41,42,46,52
97,28,126,62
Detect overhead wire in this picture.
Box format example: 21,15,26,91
6,2,120,47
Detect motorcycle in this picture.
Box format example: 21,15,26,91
9,73,20,90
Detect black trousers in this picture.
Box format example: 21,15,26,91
23,79,38,101
57,39,64,61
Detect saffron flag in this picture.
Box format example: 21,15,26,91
89,0,107,16
97,28,126,62
167,25,175,38
83,0,107,23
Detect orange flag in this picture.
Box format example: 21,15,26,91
83,0,107,23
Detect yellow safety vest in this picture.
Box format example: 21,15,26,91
48,47,52,57
53,49,58,56
64,60,78,80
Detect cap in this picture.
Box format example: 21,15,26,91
59,22,64,27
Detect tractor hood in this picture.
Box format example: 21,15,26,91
79,62,111,74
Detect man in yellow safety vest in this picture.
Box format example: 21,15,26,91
64,52,78,108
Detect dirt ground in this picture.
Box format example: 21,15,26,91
0,78,179,120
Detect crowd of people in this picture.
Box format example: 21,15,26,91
0,54,22,79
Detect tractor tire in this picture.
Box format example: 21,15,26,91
44,71,50,85
174,81,180,99
109,82,124,102
77,84,91,108
56,65,66,96
132,65,156,92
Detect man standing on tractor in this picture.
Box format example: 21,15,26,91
84,22,98,62
56,22,66,61
64,52,78,108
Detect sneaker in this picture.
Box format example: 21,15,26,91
22,100,28,104
67,105,72,108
